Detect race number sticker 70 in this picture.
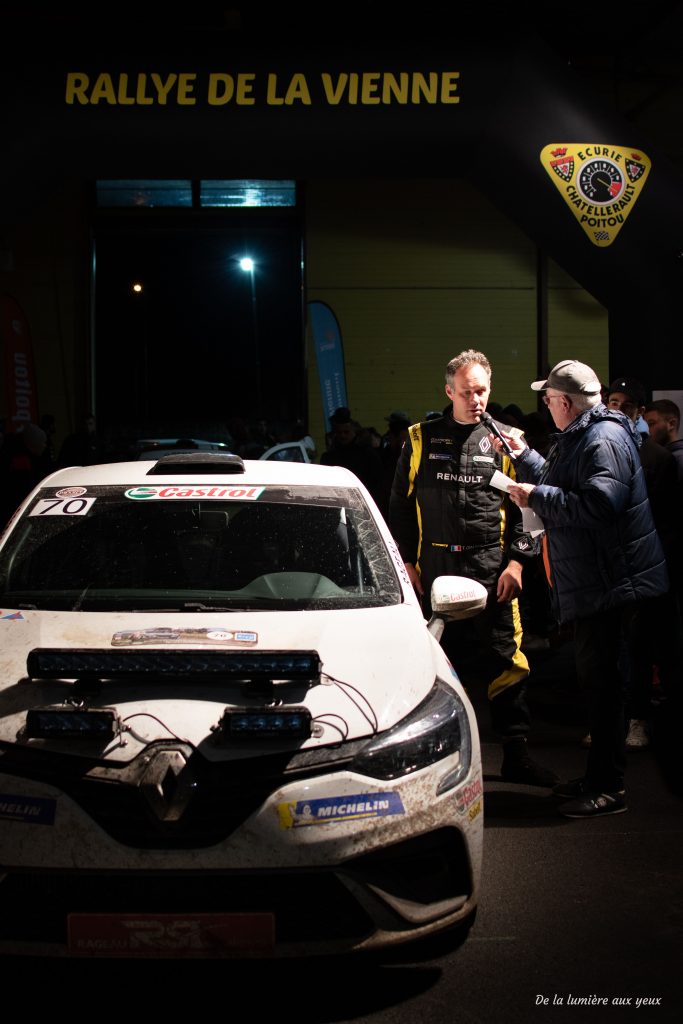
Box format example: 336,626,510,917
30,497,97,517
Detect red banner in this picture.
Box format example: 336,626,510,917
1,295,40,428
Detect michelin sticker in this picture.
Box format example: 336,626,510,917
112,627,258,646
278,792,405,829
0,794,56,825
125,485,264,501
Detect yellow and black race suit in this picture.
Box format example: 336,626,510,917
390,413,534,729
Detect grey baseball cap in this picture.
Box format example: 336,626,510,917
531,359,602,395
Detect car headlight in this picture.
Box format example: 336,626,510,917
351,679,471,792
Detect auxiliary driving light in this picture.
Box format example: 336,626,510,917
217,706,312,741
25,707,120,740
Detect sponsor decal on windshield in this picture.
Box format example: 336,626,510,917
112,627,258,646
125,485,264,500
278,791,405,828
385,536,412,588
30,496,96,516
55,486,88,498
0,794,56,825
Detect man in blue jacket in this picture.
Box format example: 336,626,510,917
496,360,668,818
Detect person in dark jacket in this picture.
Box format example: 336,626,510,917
606,378,681,749
320,412,382,503
644,399,683,480
494,359,668,819
0,423,53,529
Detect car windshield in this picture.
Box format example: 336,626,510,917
0,484,401,611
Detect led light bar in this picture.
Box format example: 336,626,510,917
218,706,312,740
25,707,119,740
27,649,321,684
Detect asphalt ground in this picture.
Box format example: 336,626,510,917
456,635,683,1022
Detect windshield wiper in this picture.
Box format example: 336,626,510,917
125,602,245,612
72,585,91,611
181,602,242,611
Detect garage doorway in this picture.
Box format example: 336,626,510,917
93,187,304,450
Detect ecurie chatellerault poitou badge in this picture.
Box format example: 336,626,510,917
540,143,651,248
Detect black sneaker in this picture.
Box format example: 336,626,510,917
559,791,627,818
500,752,559,788
553,777,625,800
553,777,591,799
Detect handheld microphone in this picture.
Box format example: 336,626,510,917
479,411,516,458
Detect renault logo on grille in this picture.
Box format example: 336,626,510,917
138,749,196,822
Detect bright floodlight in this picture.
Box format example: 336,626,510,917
239,257,254,272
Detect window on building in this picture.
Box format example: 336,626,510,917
96,179,297,208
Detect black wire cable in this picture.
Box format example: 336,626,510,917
312,713,349,741
121,712,190,745
320,670,379,733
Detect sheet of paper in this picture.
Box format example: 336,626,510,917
490,469,512,492
489,470,545,536
522,506,545,537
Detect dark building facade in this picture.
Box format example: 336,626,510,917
1,9,681,451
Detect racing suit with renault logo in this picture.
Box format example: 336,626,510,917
390,412,535,740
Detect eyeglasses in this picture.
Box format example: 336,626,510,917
543,394,563,406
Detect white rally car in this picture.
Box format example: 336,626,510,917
0,452,486,958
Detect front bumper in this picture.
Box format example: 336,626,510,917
0,744,482,957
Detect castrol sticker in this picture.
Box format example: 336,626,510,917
455,777,483,815
124,485,264,501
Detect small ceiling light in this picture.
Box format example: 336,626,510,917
239,257,254,272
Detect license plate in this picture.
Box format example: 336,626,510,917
67,912,275,957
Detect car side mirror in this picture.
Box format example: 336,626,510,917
427,576,488,640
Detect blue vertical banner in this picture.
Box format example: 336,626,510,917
308,301,348,431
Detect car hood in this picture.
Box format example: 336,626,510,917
0,605,439,762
